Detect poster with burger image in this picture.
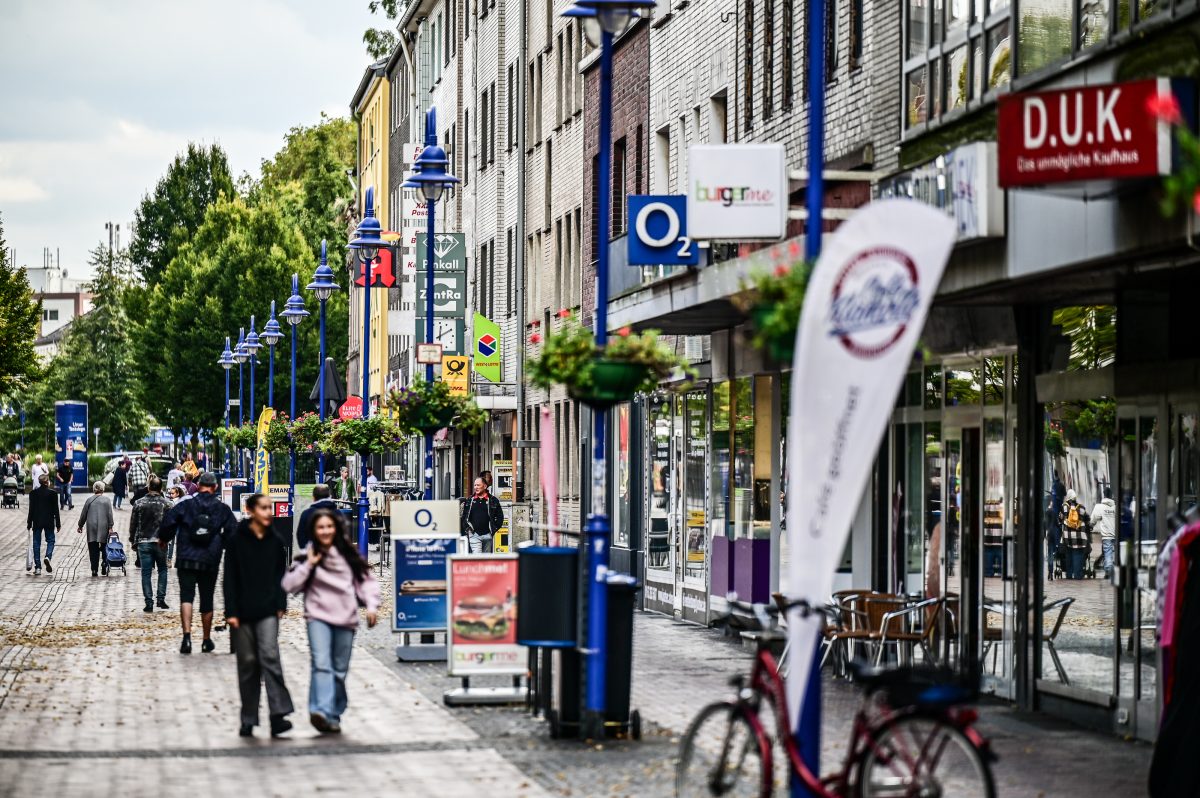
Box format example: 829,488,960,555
446,555,524,675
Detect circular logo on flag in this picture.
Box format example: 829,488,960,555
827,247,920,360
477,334,497,358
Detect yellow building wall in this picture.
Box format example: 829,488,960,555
357,76,390,410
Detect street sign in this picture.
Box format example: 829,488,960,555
416,343,444,364
415,318,465,356
473,313,502,383
338,396,364,419
688,143,788,240
628,195,699,266
353,243,400,287
415,233,467,272
441,354,469,396
417,272,467,317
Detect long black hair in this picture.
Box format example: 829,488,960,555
307,507,371,582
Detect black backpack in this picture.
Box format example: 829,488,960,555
188,498,221,544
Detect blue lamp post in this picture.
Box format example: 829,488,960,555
261,302,284,410
244,317,262,490
347,187,388,557
306,240,340,483
218,338,236,477
281,274,310,528
234,329,249,477
563,0,653,741
402,109,460,501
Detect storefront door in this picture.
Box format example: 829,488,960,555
942,425,985,690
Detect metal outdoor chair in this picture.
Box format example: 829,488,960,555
873,596,946,667
1043,596,1074,684
819,590,873,676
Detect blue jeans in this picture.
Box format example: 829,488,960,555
32,526,55,563
306,619,356,723
138,542,168,605
58,482,72,509
1066,548,1086,580
1102,539,1115,574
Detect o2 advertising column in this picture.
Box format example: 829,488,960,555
54,401,89,491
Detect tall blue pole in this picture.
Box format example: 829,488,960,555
237,360,244,478
318,300,327,483
268,342,275,409
224,368,231,477
582,28,615,737
795,0,825,791
289,321,297,530
18,408,24,454
249,350,257,491
358,226,372,557
424,193,436,501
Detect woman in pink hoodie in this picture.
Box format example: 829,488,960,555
282,508,380,734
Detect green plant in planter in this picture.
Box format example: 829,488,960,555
258,414,292,453
526,312,693,405
387,379,488,435
319,415,405,455
288,412,329,450
738,261,811,362
215,423,258,451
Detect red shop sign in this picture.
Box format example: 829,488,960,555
354,240,399,288
338,396,364,420
997,77,1186,188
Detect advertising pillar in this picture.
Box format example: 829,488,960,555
54,401,89,490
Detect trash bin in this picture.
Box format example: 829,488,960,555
604,573,641,739
517,546,578,646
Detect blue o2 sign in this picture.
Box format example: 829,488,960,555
627,195,699,267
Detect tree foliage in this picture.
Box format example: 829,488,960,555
0,214,42,395
128,143,235,286
364,0,400,58
1052,305,1116,371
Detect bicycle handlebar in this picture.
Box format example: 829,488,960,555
715,594,827,632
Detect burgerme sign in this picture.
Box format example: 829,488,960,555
997,77,1189,188
688,143,789,240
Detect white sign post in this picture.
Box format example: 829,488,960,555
784,199,955,723
687,143,789,240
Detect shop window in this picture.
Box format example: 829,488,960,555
983,357,1005,405
924,364,943,409
944,366,981,406
647,395,674,573
986,22,1011,91
1018,0,1071,75
613,403,632,549
1053,306,1116,371
686,389,712,582
732,377,755,540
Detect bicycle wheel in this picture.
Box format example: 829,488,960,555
677,701,772,798
856,715,995,798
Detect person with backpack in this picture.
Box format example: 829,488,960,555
131,476,173,612
1058,488,1091,580
158,472,235,654
26,474,59,575
1046,471,1067,581
225,493,294,738
128,455,150,503
282,507,379,734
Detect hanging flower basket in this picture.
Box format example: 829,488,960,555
527,311,694,409
414,405,457,433
288,412,330,450
387,379,488,436
318,415,405,456
737,261,809,364
215,423,258,451
260,414,292,453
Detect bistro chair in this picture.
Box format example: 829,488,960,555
1043,597,1074,684
820,590,875,676
873,596,946,667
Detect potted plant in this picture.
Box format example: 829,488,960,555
260,413,292,453
387,379,488,435
215,423,258,452
288,411,329,451
318,415,406,456
737,260,810,363
526,311,693,408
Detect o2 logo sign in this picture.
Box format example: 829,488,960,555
627,196,700,267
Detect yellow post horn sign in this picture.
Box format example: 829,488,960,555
254,407,274,495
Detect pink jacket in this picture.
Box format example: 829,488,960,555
281,546,381,629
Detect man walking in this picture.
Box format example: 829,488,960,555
26,475,59,575
54,458,74,510
128,455,150,504
158,472,235,654
1091,487,1117,579
460,477,504,553
225,493,293,738
296,484,339,549
327,466,356,501
131,477,173,613
30,454,48,489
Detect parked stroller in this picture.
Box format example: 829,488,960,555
1,477,18,509
102,532,127,576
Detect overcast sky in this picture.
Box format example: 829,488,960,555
0,0,382,279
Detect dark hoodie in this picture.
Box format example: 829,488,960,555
158,490,234,570
223,518,289,623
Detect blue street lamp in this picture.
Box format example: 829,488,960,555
347,186,388,557
564,0,653,742
218,338,236,477
261,302,284,410
244,317,262,490
234,329,248,477
306,240,340,483
281,274,309,529
403,109,460,501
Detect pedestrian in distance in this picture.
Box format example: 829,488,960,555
111,458,129,510
282,508,379,734
158,472,236,654
26,474,60,576
77,481,114,577
460,477,504,553
327,466,356,501
29,454,48,491
1046,470,1066,581
54,458,74,510
128,455,150,504
1058,488,1091,580
225,493,294,738
131,476,173,612
479,469,493,491
1091,486,1117,579
166,461,185,492
1,453,20,482
365,465,378,490
295,484,339,550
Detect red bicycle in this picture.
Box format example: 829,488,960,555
676,597,995,798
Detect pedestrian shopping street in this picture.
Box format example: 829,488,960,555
0,503,1152,797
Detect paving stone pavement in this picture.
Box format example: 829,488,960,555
0,496,1157,797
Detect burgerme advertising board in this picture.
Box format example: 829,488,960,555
997,77,1191,188
446,555,524,676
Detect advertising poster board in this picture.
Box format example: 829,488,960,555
53,401,89,490
493,459,513,502
392,535,457,632
446,554,523,676
221,478,248,512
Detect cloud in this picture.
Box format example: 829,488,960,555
0,176,49,203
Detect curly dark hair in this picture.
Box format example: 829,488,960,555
307,508,371,582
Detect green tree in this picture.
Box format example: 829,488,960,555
0,214,42,395
1052,306,1116,371
48,246,150,452
364,0,399,58
128,143,235,286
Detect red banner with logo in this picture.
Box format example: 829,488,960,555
997,77,1183,188
354,241,400,287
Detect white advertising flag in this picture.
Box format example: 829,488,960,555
785,199,955,723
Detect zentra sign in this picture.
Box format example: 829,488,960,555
997,77,1190,188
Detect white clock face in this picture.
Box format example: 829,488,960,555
434,320,458,350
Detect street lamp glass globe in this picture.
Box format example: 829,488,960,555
582,15,602,46
421,182,445,203
314,286,334,301
355,240,380,263
261,328,283,346
596,6,631,34
234,344,249,364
